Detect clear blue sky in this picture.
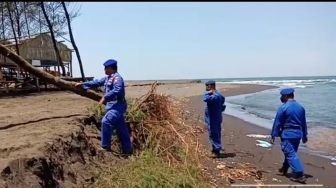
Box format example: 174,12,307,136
67,2,336,80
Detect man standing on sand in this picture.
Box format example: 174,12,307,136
270,88,308,183
75,59,132,155
203,80,226,157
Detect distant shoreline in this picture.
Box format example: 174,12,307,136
123,75,336,82
124,75,336,87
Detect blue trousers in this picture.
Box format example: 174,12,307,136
206,120,222,152
101,109,132,153
280,138,304,174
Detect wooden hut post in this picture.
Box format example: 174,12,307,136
35,76,40,92
70,51,73,77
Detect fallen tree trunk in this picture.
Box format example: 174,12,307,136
0,43,102,101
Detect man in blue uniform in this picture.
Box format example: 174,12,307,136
75,59,132,155
270,88,308,183
203,80,226,157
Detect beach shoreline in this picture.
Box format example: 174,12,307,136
221,83,336,160
183,83,335,186
126,81,334,186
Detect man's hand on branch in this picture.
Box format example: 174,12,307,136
99,97,105,105
75,82,83,87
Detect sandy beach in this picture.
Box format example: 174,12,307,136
187,90,335,187
0,82,335,187
128,82,336,187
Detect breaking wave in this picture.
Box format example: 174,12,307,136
217,77,336,88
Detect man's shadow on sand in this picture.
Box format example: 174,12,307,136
286,173,314,178
276,172,314,184
282,172,313,178
211,152,236,159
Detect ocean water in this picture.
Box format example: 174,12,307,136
214,76,336,158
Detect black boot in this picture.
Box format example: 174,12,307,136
211,149,221,158
121,149,133,158
290,172,306,184
99,146,112,152
278,166,289,176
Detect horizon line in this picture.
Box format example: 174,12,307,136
122,75,336,82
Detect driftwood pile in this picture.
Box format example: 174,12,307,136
217,161,264,184
126,82,195,163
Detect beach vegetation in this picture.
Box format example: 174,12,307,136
88,83,207,188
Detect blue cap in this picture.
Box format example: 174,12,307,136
280,88,295,96
103,59,117,67
205,80,216,85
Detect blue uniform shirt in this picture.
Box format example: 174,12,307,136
271,99,307,139
203,90,225,125
82,72,127,113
